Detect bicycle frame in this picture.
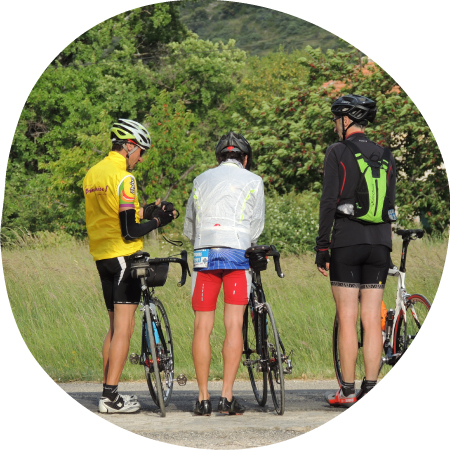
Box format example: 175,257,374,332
381,233,418,365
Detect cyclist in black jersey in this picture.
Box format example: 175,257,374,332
314,95,396,407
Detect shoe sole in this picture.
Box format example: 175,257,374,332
98,407,141,414
98,403,141,414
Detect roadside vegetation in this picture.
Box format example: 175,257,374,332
3,231,445,382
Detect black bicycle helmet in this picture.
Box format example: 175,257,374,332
215,131,252,170
331,95,377,124
331,95,377,140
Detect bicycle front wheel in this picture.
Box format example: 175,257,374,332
144,299,174,409
242,304,267,406
265,303,285,415
393,294,431,355
142,304,166,417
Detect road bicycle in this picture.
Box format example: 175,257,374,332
128,250,190,417
333,229,432,386
242,244,293,415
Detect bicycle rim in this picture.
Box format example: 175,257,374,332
242,304,267,406
333,314,365,386
145,299,174,408
393,294,431,355
265,303,285,415
143,304,166,417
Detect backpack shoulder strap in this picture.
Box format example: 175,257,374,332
380,146,392,170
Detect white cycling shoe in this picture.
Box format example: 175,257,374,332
98,395,141,414
121,394,138,403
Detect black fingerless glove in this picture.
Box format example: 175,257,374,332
249,252,268,272
315,250,330,270
153,208,174,227
143,202,159,220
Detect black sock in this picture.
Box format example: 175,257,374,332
341,380,355,396
363,379,377,393
103,384,119,401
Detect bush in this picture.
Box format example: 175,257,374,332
259,190,319,254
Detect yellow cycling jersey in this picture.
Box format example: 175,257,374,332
83,151,143,261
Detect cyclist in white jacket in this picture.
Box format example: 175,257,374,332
184,132,265,415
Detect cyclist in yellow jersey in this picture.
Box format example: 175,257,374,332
83,119,176,414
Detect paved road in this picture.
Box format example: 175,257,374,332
60,379,357,448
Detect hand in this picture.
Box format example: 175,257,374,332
153,208,175,227
160,201,178,219
315,250,330,277
142,198,161,220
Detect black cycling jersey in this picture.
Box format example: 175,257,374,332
316,132,396,250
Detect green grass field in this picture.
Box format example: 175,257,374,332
2,232,446,382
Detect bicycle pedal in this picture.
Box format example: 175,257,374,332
176,374,187,386
128,353,140,364
243,359,256,367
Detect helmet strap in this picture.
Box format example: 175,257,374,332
123,143,140,158
341,117,356,141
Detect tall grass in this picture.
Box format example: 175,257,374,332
2,231,446,382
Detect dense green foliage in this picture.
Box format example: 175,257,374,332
3,2,448,243
178,0,341,56
234,46,448,233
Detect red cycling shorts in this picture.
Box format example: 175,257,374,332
191,269,251,311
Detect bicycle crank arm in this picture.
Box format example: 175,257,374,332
243,359,259,367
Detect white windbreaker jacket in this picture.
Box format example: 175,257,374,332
183,161,265,250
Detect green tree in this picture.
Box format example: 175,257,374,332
234,45,448,233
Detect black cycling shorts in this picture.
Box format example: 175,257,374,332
329,244,390,289
95,256,141,312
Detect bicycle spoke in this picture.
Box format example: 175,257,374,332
265,304,285,415
242,304,267,406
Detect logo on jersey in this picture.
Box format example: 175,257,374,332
119,176,137,208
85,185,109,195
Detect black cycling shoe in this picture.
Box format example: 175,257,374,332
193,399,212,416
217,396,246,415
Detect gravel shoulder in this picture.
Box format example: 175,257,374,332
60,379,354,448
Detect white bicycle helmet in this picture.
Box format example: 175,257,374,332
111,119,151,152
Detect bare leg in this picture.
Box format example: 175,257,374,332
102,311,115,384
105,303,138,386
332,286,360,383
222,304,246,401
192,311,215,401
360,289,384,380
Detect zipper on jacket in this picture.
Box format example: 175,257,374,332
374,180,379,216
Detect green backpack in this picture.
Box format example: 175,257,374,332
338,140,397,224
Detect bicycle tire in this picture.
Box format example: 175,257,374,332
242,303,267,406
332,314,365,386
393,294,431,355
145,299,174,408
265,303,285,415
143,304,166,417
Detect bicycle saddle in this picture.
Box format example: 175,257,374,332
395,229,424,239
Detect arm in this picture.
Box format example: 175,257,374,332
119,208,159,240
117,174,159,241
183,188,196,246
250,178,265,245
315,145,340,251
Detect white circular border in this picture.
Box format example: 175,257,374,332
1,1,448,449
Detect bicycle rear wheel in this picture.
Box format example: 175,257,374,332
144,299,174,409
242,304,267,406
393,294,431,355
142,303,166,417
265,303,285,415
